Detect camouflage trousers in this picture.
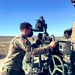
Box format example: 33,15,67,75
1,67,25,75
70,50,75,75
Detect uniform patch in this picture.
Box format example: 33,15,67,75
23,39,27,44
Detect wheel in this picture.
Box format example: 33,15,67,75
48,55,64,75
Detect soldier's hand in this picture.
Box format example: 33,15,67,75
48,41,57,48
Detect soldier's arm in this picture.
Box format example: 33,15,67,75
32,41,56,55
32,45,53,55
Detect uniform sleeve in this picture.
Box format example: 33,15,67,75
32,45,53,55
13,38,31,52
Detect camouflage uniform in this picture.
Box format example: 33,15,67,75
1,34,31,75
32,44,52,55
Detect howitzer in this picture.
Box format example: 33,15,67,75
23,16,72,75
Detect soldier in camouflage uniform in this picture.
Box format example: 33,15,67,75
0,22,56,75
70,22,75,75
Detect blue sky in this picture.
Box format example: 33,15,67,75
0,0,75,36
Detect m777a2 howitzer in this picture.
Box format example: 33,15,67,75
22,16,72,75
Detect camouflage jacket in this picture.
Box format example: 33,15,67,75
32,45,53,55
2,34,31,71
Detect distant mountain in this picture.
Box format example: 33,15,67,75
0,35,65,42
0,36,15,38
0,36,15,42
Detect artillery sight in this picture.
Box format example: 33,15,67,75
31,16,55,47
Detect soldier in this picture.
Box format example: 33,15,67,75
0,22,56,75
70,22,75,75
39,16,47,33
35,16,47,32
